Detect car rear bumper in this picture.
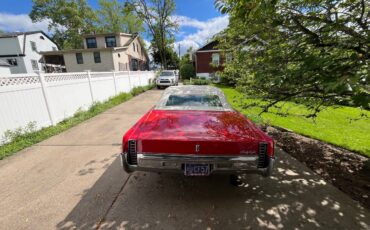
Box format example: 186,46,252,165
120,153,275,177
156,82,176,86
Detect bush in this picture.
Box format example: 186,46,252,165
180,63,195,80
183,79,211,85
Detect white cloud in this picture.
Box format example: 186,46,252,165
143,39,151,49
173,15,229,56
0,13,51,33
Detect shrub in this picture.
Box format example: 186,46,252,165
183,79,211,85
180,63,195,80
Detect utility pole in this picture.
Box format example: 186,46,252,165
178,43,181,80
178,43,181,58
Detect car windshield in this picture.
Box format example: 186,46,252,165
160,71,174,76
165,95,223,107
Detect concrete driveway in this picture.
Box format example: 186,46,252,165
0,89,369,230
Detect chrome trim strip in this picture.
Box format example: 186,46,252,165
120,152,274,176
137,153,258,162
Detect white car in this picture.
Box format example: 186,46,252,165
156,70,178,89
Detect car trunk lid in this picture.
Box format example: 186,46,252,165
135,110,268,156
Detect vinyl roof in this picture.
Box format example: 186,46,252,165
155,85,233,111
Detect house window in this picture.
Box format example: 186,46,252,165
31,60,39,70
226,53,232,63
105,36,116,47
30,41,37,52
133,43,136,52
86,37,97,48
52,47,57,51
7,58,18,66
131,59,138,71
212,53,220,66
93,52,101,63
76,53,83,64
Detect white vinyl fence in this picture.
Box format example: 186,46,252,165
0,70,155,142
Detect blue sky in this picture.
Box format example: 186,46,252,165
0,0,228,54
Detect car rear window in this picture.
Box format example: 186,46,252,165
165,95,223,107
160,71,174,76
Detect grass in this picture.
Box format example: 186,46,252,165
183,78,211,85
0,85,154,160
217,85,370,157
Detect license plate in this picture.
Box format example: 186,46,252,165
184,164,210,176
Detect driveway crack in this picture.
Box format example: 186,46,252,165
95,174,132,229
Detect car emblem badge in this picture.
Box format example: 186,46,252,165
195,144,200,153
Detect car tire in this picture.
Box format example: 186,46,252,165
156,85,160,89
261,157,274,177
120,153,133,174
229,174,242,186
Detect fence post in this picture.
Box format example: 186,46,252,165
112,70,118,95
128,70,132,91
37,71,56,126
86,70,94,103
138,71,142,86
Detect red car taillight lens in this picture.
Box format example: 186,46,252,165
127,139,138,165
257,142,268,168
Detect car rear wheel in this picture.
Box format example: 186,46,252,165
229,174,243,186
261,157,274,177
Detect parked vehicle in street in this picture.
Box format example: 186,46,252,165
156,70,178,89
121,86,275,177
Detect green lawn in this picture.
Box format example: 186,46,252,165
218,85,370,157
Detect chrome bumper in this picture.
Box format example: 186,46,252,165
157,82,175,86
120,153,275,177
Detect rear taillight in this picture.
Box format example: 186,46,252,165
257,142,268,168
127,140,138,165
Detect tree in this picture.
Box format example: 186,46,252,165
30,0,97,49
216,0,370,116
152,43,179,68
96,0,144,33
127,0,178,69
179,47,195,79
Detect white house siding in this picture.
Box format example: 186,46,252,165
127,37,146,60
22,33,58,73
0,57,27,74
0,66,11,75
196,73,211,79
83,36,107,49
119,34,131,47
0,36,26,74
63,50,115,72
0,32,58,74
113,51,130,71
0,37,23,55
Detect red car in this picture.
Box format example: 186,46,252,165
121,86,275,177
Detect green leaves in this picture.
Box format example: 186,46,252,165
217,0,370,113
96,0,144,34
30,0,97,49
128,0,178,69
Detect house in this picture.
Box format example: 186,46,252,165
41,33,149,73
195,40,230,80
0,31,59,74
0,60,11,75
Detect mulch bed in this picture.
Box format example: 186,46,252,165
264,126,370,210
